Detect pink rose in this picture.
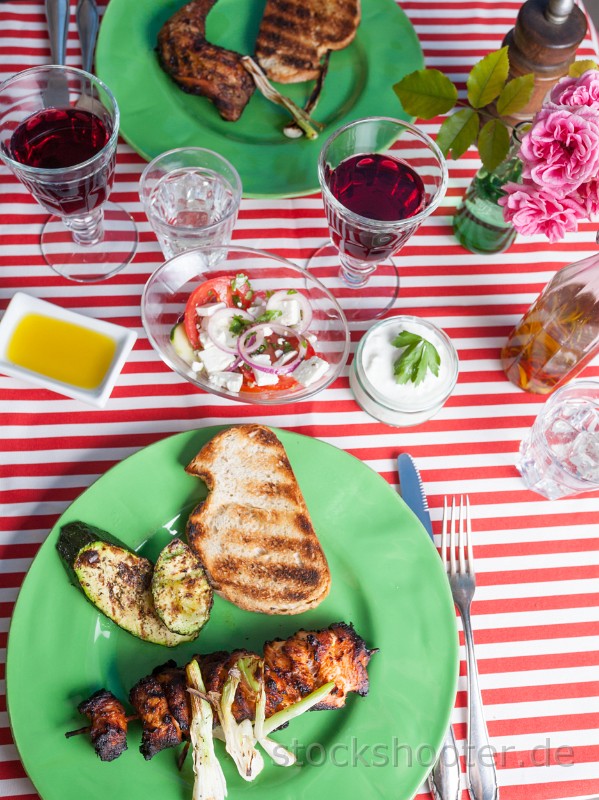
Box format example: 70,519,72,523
519,107,599,193
499,181,586,243
549,70,599,111
574,177,599,216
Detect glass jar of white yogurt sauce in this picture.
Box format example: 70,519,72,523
349,315,459,426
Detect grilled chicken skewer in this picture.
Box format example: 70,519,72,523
71,622,374,761
71,690,131,762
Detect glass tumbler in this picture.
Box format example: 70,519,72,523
139,147,242,259
517,379,599,499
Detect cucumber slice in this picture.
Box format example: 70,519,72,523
152,539,213,636
170,322,195,363
74,541,197,646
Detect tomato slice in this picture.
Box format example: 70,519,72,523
183,276,234,349
240,371,298,393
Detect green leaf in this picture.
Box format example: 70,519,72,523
569,59,599,77
392,330,423,348
467,46,510,108
478,119,511,172
393,69,458,119
496,74,535,115
392,331,442,386
436,108,479,160
423,341,441,376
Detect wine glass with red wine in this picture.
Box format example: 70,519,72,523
0,66,137,282
309,116,448,322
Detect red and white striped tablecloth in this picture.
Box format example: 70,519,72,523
1,1,599,798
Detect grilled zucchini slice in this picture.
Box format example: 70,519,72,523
152,539,213,636
57,521,197,647
57,520,130,588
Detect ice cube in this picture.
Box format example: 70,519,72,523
570,431,599,482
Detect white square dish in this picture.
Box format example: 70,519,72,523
0,292,137,407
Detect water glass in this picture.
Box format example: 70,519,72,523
139,147,242,259
517,379,599,500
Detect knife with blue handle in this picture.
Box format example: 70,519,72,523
397,453,461,800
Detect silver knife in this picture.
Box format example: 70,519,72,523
398,453,461,800
44,0,70,106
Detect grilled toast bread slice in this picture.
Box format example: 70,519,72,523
185,424,331,614
255,0,361,84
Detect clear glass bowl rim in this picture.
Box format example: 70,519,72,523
141,244,352,406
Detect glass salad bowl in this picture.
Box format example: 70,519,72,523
141,245,350,404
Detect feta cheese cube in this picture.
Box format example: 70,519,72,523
292,356,329,387
251,354,279,386
273,350,298,368
197,346,237,374
248,302,266,317
208,371,243,393
277,298,301,327
195,302,226,317
198,330,213,349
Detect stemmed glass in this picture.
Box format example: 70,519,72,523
308,116,448,322
0,65,137,282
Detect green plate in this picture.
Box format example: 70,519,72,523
95,0,423,198
6,427,457,800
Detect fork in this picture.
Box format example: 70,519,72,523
442,496,499,800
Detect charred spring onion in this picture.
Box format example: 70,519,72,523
241,56,323,140
186,660,227,800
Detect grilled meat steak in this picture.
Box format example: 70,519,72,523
77,689,128,762
255,0,361,83
157,0,255,122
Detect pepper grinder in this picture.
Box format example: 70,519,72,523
502,0,587,122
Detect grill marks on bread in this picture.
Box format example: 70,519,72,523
185,425,331,614
255,0,361,83
157,0,255,121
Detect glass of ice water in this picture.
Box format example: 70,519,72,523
517,379,599,500
140,147,242,259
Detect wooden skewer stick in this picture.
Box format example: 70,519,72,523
177,741,191,771
64,714,139,738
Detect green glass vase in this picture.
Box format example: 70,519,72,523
453,139,523,255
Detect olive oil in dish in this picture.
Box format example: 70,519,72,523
0,292,137,407
7,313,117,390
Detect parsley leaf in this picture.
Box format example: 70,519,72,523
228,309,282,337
229,315,250,336
392,330,441,386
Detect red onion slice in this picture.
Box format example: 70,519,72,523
206,308,252,354
265,290,313,333
237,323,307,374
224,356,243,372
